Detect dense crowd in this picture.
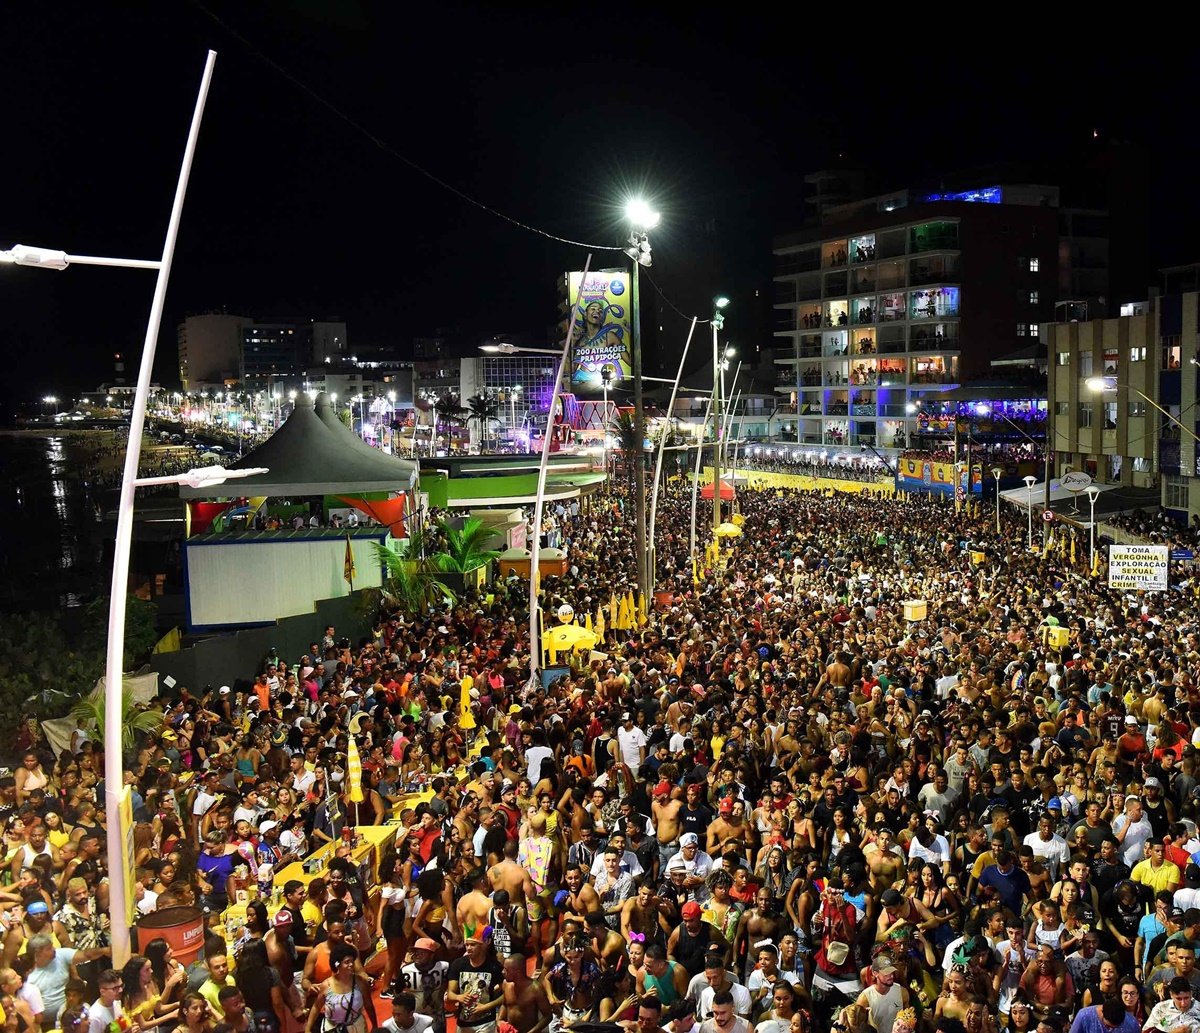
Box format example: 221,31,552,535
12,479,1200,1033
1107,509,1200,551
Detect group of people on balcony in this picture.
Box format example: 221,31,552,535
854,241,876,261
912,326,948,345
856,305,875,324
826,247,849,266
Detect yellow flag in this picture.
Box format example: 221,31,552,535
1091,547,1101,578
609,590,619,627
584,611,594,634
596,606,606,637
346,736,364,803
1070,534,1077,566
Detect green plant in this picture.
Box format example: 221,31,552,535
609,408,640,490
433,394,467,434
433,517,501,573
466,393,501,450
70,683,165,752
372,538,456,614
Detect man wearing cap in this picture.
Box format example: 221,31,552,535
668,902,727,978
399,937,449,1032
1144,777,1178,839
447,930,506,1033
851,954,909,1033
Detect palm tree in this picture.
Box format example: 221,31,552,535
434,517,501,572
433,394,467,450
609,407,640,493
372,533,456,614
466,393,501,452
71,684,164,752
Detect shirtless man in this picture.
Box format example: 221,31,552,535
734,888,785,979
456,868,494,943
560,865,601,925
653,785,684,872
864,828,906,891
518,814,560,973
499,953,551,1033
707,799,754,858
586,911,628,971
453,793,480,846
620,882,672,945
488,842,535,936
819,652,853,692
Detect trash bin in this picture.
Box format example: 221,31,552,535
135,906,206,966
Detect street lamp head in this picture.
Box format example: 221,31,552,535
625,198,660,229
1022,475,1037,487
905,402,918,414
43,395,57,404
991,467,1003,479
387,391,396,402
1086,486,1102,501
330,392,338,402
724,345,736,358
1085,376,1112,393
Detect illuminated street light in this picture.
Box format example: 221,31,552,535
625,198,660,229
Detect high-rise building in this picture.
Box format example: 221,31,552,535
773,186,1058,450
177,312,252,389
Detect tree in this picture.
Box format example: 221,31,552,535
609,408,640,493
70,683,165,752
433,394,467,446
371,533,456,614
337,406,353,428
434,517,501,573
466,393,501,452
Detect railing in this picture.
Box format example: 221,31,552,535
910,265,961,287
878,340,907,355
826,403,849,416
852,404,878,416
911,232,960,252
909,372,957,385
910,333,959,350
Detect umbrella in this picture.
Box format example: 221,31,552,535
715,522,743,538
458,677,476,729
346,736,364,803
544,624,597,657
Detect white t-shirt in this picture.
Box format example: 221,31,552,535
617,726,648,771
192,789,219,817
383,1017,433,1033
525,745,553,784
907,835,950,867
684,973,753,1018
1022,832,1070,881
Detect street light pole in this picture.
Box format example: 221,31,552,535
1023,474,1037,550
711,300,729,540
7,51,225,969
600,369,612,487
1087,485,1101,571
992,467,1002,534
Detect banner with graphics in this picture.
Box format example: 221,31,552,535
896,457,983,495
1108,544,1169,591
568,271,633,385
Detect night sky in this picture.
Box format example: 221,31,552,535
3,5,1196,408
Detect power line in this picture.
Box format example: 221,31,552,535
192,2,623,253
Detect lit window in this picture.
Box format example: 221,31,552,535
1029,258,1040,272
1167,475,1190,510
1029,291,1039,304
1128,401,1147,417
1056,352,1070,366
1078,402,1093,428
1055,401,1069,416
1018,324,1027,337
1029,323,1039,336
1130,346,1146,362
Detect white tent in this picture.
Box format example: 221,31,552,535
999,480,1120,510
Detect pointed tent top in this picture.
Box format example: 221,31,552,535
314,392,417,489
179,392,415,498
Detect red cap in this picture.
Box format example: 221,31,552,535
718,797,734,814
681,901,702,920
653,781,672,797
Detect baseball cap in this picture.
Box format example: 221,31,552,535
718,797,734,815
679,833,699,847
508,705,522,714
681,901,702,920
880,888,903,907
219,686,231,695
1125,715,1138,724
272,910,293,927
1145,777,1162,789
413,937,440,952
871,955,897,975
653,781,672,798
258,820,280,835
25,901,48,915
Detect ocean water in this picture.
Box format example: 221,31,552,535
0,432,108,611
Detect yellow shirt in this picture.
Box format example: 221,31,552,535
300,899,324,942
199,975,234,1019
711,735,726,761
1131,859,1181,893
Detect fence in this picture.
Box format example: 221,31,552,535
147,589,375,694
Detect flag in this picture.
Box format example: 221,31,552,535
637,593,648,626
1070,534,1076,567
343,534,356,587
692,554,700,586
346,736,364,803
595,606,606,638
584,611,594,634
1091,548,1101,578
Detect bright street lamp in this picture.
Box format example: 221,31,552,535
0,50,217,968
134,465,268,489
479,343,560,356
625,198,660,230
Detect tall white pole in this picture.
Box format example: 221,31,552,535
528,255,591,684
648,318,697,593
601,380,609,487
1089,489,1098,570
689,393,715,564
104,50,216,968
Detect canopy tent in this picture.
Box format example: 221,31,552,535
999,480,1119,510
179,394,417,499
700,479,736,500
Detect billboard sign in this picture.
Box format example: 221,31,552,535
1108,544,1169,592
567,271,632,385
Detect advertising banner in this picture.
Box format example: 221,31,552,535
1108,544,1169,592
567,271,632,385
896,458,982,495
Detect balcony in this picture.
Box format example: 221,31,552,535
910,330,959,350
909,371,957,386
774,311,797,332
826,402,849,416
852,404,878,417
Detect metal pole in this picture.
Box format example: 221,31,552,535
994,471,1001,534
104,49,216,969
649,317,698,592
631,261,649,604
1026,482,1034,549
712,321,722,537
689,393,716,564
601,379,609,488
528,255,591,681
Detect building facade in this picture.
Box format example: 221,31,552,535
772,188,1060,450
1046,292,1199,520
177,313,252,389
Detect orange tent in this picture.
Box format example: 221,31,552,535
700,480,735,500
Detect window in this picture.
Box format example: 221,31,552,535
1080,353,1094,378
1163,336,1182,369
1133,457,1152,473
1078,402,1093,429
1167,475,1190,510
1055,401,1069,416
1018,324,1027,337
1128,401,1147,417
1103,402,1117,428
1130,346,1147,362
1056,352,1070,366
1029,258,1040,272
1029,323,1039,337
1029,291,1039,304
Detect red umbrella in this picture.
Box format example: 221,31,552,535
700,480,735,500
